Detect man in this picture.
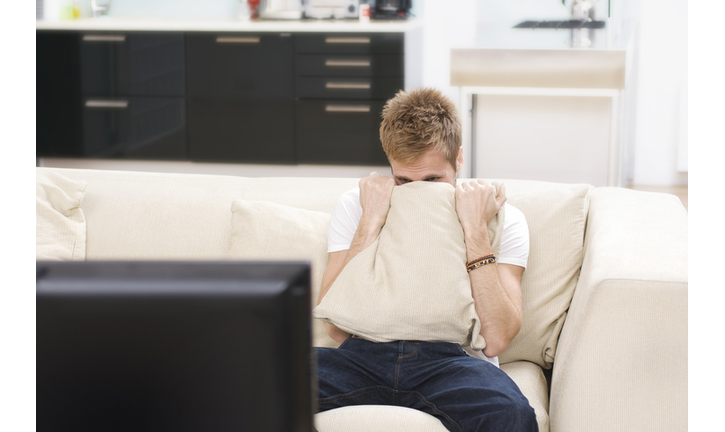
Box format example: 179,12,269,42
315,88,538,432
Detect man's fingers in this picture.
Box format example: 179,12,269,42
497,184,507,206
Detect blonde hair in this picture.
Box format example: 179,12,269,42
379,88,462,168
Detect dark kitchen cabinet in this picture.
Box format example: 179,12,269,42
36,29,405,165
37,30,187,159
186,33,295,163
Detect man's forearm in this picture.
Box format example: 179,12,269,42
465,230,523,357
318,215,384,304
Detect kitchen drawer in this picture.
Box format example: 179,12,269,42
80,32,185,97
295,33,404,55
295,54,403,77
186,33,294,100
296,76,403,100
82,97,187,159
296,100,388,165
187,97,294,163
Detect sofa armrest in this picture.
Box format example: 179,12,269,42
550,188,687,432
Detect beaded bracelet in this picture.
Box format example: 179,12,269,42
466,254,496,272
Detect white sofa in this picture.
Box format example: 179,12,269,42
36,167,688,432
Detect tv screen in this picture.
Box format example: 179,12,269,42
36,261,316,432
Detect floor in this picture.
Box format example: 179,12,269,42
627,185,688,210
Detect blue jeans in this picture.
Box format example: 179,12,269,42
316,338,538,432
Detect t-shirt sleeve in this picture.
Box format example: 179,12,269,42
327,188,363,253
497,204,530,269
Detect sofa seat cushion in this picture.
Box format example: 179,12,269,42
36,169,87,261
501,360,550,432
316,405,448,432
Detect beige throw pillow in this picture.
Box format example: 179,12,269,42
36,170,88,261
227,199,339,349
500,184,592,368
314,181,503,350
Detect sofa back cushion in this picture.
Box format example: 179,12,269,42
36,170,88,261
42,168,358,260
226,199,339,349
489,180,592,368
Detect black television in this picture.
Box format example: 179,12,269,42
36,261,316,432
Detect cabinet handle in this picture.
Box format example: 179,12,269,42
216,36,261,44
325,37,371,44
325,60,371,67
325,105,371,113
326,82,371,90
82,35,126,42
85,100,129,108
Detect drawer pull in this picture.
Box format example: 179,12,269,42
326,105,371,113
326,82,371,90
325,60,371,67
325,37,371,44
82,35,126,42
216,36,261,44
85,100,129,108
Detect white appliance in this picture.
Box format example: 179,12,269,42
259,0,303,20
303,0,360,19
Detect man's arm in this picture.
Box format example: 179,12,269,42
455,180,523,358
317,173,395,343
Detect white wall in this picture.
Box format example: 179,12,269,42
629,0,688,185
408,0,477,106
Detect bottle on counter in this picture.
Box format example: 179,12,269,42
359,3,370,23
238,0,251,20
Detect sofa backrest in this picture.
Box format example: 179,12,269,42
44,167,359,260
37,167,593,368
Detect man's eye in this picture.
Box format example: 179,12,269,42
425,178,438,182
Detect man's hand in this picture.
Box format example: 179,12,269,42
359,172,396,230
454,180,507,238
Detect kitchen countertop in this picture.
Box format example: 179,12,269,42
450,20,633,90
36,17,420,33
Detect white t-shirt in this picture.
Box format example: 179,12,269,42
326,188,530,366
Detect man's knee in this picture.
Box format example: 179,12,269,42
503,397,538,432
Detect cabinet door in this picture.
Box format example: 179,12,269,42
296,100,388,165
186,33,295,163
37,31,83,157
80,32,185,97
82,97,187,159
187,98,294,163
186,33,294,99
